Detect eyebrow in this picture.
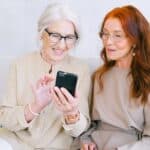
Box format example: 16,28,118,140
103,28,125,33
47,31,76,37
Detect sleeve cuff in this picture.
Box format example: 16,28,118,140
62,113,89,137
16,106,37,129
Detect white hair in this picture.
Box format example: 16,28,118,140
38,3,80,38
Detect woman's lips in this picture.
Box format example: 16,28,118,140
53,49,64,56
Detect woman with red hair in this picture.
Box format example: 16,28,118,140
80,5,150,150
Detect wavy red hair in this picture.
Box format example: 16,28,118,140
95,5,150,104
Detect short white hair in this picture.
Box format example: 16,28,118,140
38,3,80,38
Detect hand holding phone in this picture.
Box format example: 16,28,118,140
55,71,78,96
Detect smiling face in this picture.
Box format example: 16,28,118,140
102,18,134,67
41,20,77,63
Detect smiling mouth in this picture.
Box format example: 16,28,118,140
108,48,116,51
53,49,64,56
106,48,116,53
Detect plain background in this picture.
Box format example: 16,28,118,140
0,0,149,97
0,0,149,58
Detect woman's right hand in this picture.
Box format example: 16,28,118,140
31,75,54,110
81,142,97,150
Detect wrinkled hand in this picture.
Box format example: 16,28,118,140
51,87,79,115
31,75,54,109
81,142,97,150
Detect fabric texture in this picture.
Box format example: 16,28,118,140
80,66,150,150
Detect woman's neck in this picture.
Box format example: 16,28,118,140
116,54,133,69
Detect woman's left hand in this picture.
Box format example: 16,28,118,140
51,86,79,115
81,142,97,150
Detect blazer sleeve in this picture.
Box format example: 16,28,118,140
0,61,31,131
118,95,150,150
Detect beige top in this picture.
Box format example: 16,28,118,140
0,51,91,150
92,66,150,150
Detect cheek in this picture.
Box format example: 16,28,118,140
42,38,51,48
116,40,131,51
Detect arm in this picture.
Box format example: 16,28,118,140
0,62,31,131
24,75,53,122
80,78,104,150
52,65,91,137
0,60,53,131
63,65,91,137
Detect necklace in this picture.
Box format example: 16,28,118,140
49,65,53,74
40,50,53,74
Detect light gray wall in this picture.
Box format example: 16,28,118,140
0,0,149,59
0,0,149,97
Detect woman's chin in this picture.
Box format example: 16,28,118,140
51,55,65,62
107,56,116,61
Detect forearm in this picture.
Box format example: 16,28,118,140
0,105,30,131
62,112,90,137
24,102,42,122
64,110,80,124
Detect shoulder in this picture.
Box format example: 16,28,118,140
67,55,89,71
11,51,40,66
65,56,91,81
16,51,39,63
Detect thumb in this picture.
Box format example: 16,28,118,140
74,90,79,98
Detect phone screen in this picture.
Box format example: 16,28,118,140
55,71,78,96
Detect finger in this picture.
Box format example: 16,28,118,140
51,88,62,106
89,143,96,150
40,76,48,85
52,87,76,113
60,88,74,103
44,75,54,83
36,77,45,88
81,143,89,150
54,87,68,105
74,90,79,99
51,88,67,112
36,75,53,87
60,88,79,107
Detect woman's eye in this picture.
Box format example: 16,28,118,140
51,34,60,38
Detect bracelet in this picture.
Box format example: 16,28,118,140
28,104,40,116
65,111,80,124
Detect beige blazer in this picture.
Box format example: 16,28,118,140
0,51,91,150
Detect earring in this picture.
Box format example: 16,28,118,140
132,44,136,56
132,52,136,56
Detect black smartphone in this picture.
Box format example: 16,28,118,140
55,71,78,96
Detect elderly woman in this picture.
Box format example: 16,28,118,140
0,3,91,150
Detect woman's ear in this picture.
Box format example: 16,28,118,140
132,44,136,49
41,30,49,41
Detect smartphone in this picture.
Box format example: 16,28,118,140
55,71,78,96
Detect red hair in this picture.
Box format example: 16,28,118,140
95,5,150,104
